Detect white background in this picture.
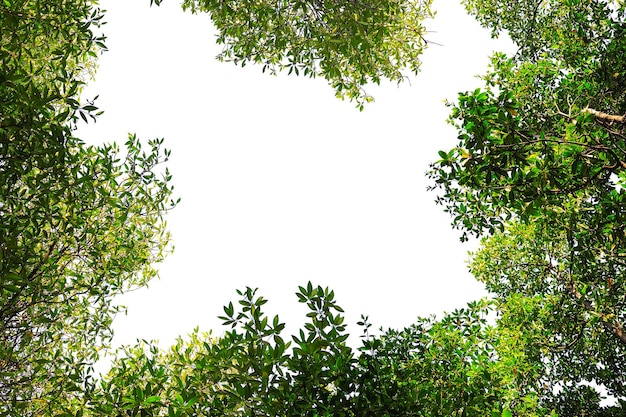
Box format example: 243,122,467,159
78,0,515,350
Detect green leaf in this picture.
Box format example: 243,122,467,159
145,396,161,404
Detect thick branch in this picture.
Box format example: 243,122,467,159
583,108,626,124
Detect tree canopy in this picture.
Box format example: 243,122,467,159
1,1,176,415
4,0,626,415
82,285,544,417
177,0,434,109
428,0,626,412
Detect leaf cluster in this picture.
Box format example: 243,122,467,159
178,0,434,109
428,0,626,412
1,2,177,415
83,286,548,417
0,134,176,416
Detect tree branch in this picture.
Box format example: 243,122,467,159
583,107,626,124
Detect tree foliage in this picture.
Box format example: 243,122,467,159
1,0,106,137
82,285,546,417
429,0,626,237
1,1,176,415
470,222,626,411
428,0,626,412
177,0,434,109
1,135,175,416
8,0,626,415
